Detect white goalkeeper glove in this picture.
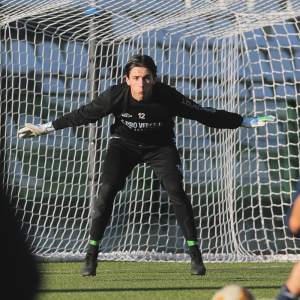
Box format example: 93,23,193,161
18,122,55,138
241,115,276,128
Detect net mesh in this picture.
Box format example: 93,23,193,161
1,0,300,262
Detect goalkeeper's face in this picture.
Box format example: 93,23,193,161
126,67,156,102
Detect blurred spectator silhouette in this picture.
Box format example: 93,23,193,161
0,169,40,299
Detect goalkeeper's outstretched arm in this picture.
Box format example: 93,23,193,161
18,86,113,139
173,92,276,129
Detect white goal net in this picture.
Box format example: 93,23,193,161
1,0,300,262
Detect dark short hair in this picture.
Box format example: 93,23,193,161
125,54,157,78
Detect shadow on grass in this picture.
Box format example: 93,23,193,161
38,286,282,293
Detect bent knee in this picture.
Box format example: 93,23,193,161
100,173,125,198
289,217,300,237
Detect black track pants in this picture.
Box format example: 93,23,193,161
90,172,198,242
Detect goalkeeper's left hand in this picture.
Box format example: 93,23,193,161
241,115,276,128
18,122,55,138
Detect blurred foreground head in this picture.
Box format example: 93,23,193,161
0,185,40,299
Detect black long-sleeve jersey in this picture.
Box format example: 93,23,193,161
52,82,243,145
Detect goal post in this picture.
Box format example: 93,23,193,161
1,0,300,262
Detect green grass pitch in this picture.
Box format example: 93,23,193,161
36,261,294,300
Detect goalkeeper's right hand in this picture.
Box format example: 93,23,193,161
18,122,55,138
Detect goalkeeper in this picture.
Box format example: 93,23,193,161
18,54,276,277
